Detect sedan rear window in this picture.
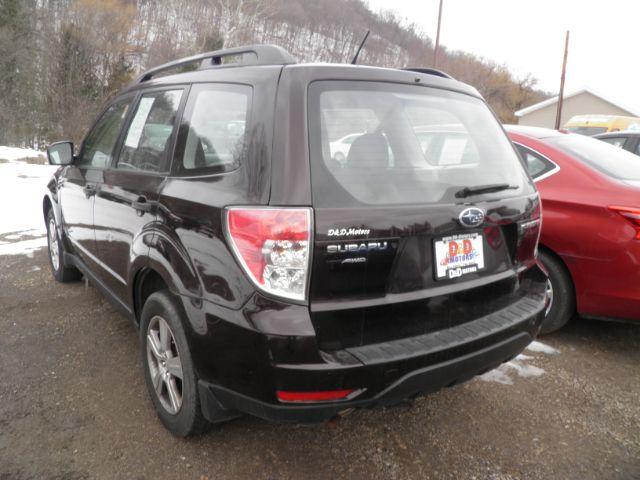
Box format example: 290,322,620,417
308,81,533,206
565,126,608,136
549,134,640,180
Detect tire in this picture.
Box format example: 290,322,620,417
46,209,82,282
140,290,210,437
538,250,575,334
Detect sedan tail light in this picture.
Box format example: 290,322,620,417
609,206,640,239
225,207,313,301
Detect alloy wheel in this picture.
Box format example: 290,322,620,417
48,217,60,271
545,279,554,316
146,315,183,415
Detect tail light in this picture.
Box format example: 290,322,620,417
609,206,640,239
225,207,313,301
516,197,542,262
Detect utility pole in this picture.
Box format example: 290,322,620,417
555,30,570,130
433,0,443,68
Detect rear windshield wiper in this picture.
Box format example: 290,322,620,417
454,183,519,198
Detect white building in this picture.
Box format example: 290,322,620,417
515,87,640,128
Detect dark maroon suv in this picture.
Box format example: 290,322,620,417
43,45,547,436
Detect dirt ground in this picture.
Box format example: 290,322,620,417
0,248,638,480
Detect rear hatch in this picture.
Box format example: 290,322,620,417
307,81,540,350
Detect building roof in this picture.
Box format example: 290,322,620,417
514,87,640,118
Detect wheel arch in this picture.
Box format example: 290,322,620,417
132,267,170,325
538,243,578,308
42,192,61,226
43,192,66,244
43,195,52,220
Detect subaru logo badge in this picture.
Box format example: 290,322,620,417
459,207,485,228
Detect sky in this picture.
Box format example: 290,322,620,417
366,0,640,114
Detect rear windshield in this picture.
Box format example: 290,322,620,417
549,133,640,180
308,81,533,207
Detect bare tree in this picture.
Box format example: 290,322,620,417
0,0,550,146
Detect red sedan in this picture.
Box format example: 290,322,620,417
506,126,640,333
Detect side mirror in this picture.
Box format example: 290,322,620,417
47,141,74,166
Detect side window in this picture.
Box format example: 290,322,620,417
600,137,626,149
78,99,130,168
117,89,183,172
515,144,557,180
175,83,251,174
636,141,640,156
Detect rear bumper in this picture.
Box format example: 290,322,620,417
198,288,546,424
200,328,535,423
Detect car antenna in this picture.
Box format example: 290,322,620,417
351,30,370,64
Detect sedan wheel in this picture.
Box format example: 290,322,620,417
538,251,575,334
146,315,183,415
545,279,554,316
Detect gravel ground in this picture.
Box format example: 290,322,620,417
0,248,638,480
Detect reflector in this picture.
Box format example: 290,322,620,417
276,389,355,403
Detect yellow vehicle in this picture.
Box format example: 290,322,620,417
564,114,640,136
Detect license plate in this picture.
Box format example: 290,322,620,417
434,233,485,280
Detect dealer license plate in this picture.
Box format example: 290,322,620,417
434,232,485,280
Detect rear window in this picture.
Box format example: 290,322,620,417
549,133,640,180
566,126,608,136
308,81,532,206
598,136,626,149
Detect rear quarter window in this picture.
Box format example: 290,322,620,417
514,144,558,180
173,83,252,175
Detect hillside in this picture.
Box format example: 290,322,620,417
0,0,549,146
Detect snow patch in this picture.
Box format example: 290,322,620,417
514,353,533,361
2,229,41,241
0,146,45,162
479,341,557,385
504,360,545,378
0,236,48,257
479,368,513,385
526,341,559,355
0,151,57,256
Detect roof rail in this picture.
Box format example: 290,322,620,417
133,44,296,84
402,67,453,79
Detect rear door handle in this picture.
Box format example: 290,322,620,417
132,196,154,215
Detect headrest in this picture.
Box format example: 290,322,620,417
345,133,389,170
